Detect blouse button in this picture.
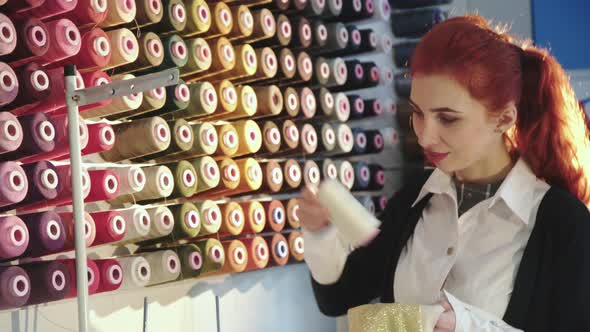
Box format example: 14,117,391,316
447,247,455,256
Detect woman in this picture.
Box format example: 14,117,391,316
299,15,590,332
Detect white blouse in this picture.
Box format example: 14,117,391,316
303,159,550,332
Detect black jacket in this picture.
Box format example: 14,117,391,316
311,171,590,331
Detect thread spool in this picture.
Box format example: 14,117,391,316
145,205,174,240
174,122,217,159
329,92,350,123
109,85,167,120
98,0,136,28
0,113,53,162
194,200,221,235
261,200,285,232
254,14,290,47
208,158,240,194
161,203,199,240
311,20,328,50
240,201,266,234
21,261,69,305
0,14,49,68
4,0,45,13
259,121,281,154
107,166,146,205
364,98,383,117
326,57,347,88
280,119,299,152
0,62,17,107
260,160,283,193
0,162,28,209
9,63,51,115
365,129,385,154
18,211,64,257
343,60,364,90
228,5,253,40
373,195,389,214
214,123,239,157
101,117,171,162
61,259,100,298
314,87,334,119
358,61,380,89
238,47,277,84
357,28,378,53
279,87,298,118
368,164,385,190
351,127,367,155
290,17,312,49
311,56,331,87
52,0,107,28
39,19,81,66
190,156,220,193
59,212,96,250
298,123,318,155
296,87,315,118
211,79,237,117
166,160,198,198
182,0,211,37
0,215,29,259
181,37,212,77
321,158,338,181
91,210,126,246
42,113,89,160
133,165,174,202
0,15,22,61
195,238,224,274
288,231,304,261
347,95,365,119
304,0,325,16
274,48,296,82
115,32,164,74
0,266,31,309
324,0,342,16
218,201,245,236
152,0,187,34
118,207,151,243
150,34,188,72
137,80,191,118
164,81,216,120
220,240,248,273
0,112,21,155
175,243,203,279
285,198,301,228
94,259,123,294
322,22,347,53
86,169,120,203
303,160,321,188
282,159,302,191
335,160,355,189
232,120,261,157
242,236,269,271
142,250,181,285
132,0,164,28
117,255,151,289
225,158,262,196
252,85,282,119
211,44,257,81
139,119,194,161
264,233,289,266
352,161,370,190
81,122,115,156
211,85,256,121
328,123,353,156
185,37,234,82
101,28,139,71
207,2,232,39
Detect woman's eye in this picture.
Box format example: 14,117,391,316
438,116,457,124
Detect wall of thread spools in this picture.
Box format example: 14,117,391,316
0,0,465,330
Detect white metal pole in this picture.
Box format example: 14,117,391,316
64,64,89,332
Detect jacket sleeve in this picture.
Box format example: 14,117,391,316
550,195,590,331
308,190,407,317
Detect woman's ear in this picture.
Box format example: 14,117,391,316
495,103,517,133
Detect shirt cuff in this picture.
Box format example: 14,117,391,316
302,225,350,285
443,290,523,332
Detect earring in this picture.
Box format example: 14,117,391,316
409,114,413,131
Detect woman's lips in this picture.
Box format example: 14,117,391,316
424,150,449,163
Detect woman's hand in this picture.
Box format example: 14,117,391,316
435,299,456,332
298,186,332,232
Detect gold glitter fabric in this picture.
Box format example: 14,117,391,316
348,303,423,332
347,303,445,332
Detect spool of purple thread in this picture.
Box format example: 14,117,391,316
1,161,59,212
1,113,55,161
0,215,29,259
0,266,30,309
21,260,70,305
0,162,28,208
20,211,65,257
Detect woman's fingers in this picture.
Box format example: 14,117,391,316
298,187,331,231
435,311,456,331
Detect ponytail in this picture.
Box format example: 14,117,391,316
512,47,590,205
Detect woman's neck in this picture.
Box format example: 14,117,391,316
454,149,515,184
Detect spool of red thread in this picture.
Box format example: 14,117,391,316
29,0,78,20
86,169,120,203
80,122,115,156
52,28,111,72
39,18,81,66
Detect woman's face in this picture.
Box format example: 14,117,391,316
409,74,505,175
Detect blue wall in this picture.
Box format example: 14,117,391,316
532,0,590,70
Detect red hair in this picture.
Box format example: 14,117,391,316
411,15,590,206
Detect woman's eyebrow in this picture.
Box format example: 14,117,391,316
408,98,461,114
